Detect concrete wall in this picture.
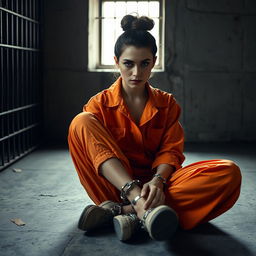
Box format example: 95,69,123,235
43,0,256,143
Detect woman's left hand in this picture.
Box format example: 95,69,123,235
140,178,165,210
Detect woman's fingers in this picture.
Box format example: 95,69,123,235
143,185,157,210
147,187,164,209
159,192,165,205
141,183,149,197
144,185,165,210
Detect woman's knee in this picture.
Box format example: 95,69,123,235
223,160,242,187
69,112,99,132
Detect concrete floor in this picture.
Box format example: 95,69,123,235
0,143,255,256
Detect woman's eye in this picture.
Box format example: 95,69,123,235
142,62,150,67
123,62,133,67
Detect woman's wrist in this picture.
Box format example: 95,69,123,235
151,177,165,191
153,164,175,184
126,186,142,201
153,173,166,184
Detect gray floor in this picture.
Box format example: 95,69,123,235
0,143,255,256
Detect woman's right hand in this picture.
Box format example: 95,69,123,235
140,178,165,210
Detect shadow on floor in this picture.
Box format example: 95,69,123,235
166,223,253,256
60,222,253,256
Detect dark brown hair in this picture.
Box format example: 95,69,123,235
114,15,157,60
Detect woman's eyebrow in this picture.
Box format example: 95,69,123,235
122,58,151,62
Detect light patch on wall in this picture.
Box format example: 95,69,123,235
101,1,160,66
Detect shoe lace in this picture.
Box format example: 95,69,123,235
110,204,122,216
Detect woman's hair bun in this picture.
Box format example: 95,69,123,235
121,15,154,31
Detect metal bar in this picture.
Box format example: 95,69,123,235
29,0,32,19
29,51,32,104
35,0,38,21
21,110,25,154
0,0,42,171
0,47,3,114
0,43,39,51
0,9,3,44
0,140,5,166
0,7,39,24
6,10,8,44
21,50,24,109
33,22,35,49
10,4,13,44
17,112,21,157
17,49,21,108
0,104,39,116
0,144,38,171
25,50,28,106
16,51,21,156
6,48,10,163
20,0,23,16
24,0,27,17
12,52,16,143
25,126,28,152
0,123,40,142
0,46,4,166
32,51,35,102
32,0,35,21
11,49,14,135
17,14,21,46
10,46,14,111
3,48,7,111
25,19,28,48
3,7,6,44
13,0,17,14
29,18,31,48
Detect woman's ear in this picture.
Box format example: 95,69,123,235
153,56,157,66
114,56,119,67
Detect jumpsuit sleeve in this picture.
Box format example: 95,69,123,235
151,96,185,171
83,96,104,124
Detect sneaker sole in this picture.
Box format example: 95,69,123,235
145,205,178,241
78,205,110,231
113,215,133,241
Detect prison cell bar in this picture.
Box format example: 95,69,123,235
0,0,42,171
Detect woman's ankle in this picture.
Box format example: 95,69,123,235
121,198,146,220
122,204,135,214
132,199,147,220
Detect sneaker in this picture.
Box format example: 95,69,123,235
78,200,121,231
142,205,179,241
113,213,141,241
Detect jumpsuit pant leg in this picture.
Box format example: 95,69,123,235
68,112,242,230
165,159,242,230
68,112,132,205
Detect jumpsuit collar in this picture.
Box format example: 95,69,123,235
103,77,168,126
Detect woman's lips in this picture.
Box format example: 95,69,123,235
130,79,142,84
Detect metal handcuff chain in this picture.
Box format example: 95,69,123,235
120,179,141,201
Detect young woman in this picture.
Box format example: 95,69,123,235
68,15,241,241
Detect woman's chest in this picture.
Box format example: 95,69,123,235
103,108,167,153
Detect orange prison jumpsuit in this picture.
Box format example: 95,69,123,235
68,77,241,230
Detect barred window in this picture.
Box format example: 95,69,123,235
88,0,164,71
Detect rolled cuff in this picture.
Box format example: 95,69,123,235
152,153,184,171
93,151,117,176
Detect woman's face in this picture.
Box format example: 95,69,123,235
114,46,157,90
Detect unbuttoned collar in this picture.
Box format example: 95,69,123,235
102,77,169,108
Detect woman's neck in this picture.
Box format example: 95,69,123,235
121,83,148,102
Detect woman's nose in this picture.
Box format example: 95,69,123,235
132,65,141,76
